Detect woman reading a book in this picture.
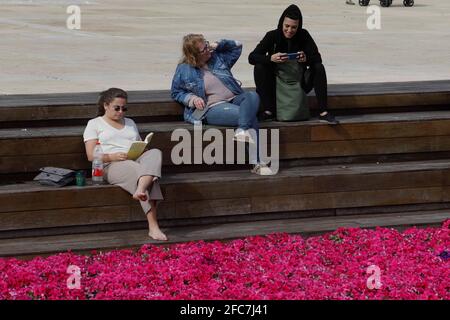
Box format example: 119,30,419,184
83,88,167,241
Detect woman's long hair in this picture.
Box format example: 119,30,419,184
180,34,205,68
97,88,128,116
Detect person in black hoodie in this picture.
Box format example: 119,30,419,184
248,4,338,124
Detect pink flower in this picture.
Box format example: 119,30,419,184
0,220,448,300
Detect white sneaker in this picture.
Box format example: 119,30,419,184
233,129,256,144
251,163,275,176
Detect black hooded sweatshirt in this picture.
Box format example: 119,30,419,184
248,4,322,66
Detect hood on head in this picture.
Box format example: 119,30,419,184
277,4,303,31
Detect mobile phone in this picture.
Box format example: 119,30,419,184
284,52,300,60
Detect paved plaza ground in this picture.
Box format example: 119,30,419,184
0,0,449,94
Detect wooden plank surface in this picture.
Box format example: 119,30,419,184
0,202,179,232
1,81,449,124
2,111,450,140
3,111,450,175
3,158,450,192
1,160,450,232
162,169,448,201
0,184,131,212
310,119,450,141
2,94,448,125
3,111,450,140
1,186,445,229
280,136,450,159
0,206,136,231
3,136,450,173
0,209,447,258
324,92,450,109
0,90,172,107
251,187,447,213
1,80,449,107
0,102,183,122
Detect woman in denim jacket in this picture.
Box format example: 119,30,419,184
171,34,272,175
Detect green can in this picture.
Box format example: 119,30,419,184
75,170,86,186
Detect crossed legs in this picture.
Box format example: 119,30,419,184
106,149,167,241
133,175,167,241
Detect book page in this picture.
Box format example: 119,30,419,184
127,142,147,161
127,132,153,161
144,132,154,144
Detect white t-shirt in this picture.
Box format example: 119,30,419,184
83,117,142,154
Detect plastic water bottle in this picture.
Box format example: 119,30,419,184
92,141,104,185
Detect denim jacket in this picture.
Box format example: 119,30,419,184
171,39,245,124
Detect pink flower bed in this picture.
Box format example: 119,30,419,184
1,221,449,300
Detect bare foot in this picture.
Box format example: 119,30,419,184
149,229,168,241
133,190,148,201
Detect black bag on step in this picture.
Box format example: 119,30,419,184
33,167,75,187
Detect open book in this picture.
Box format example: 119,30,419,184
127,132,154,161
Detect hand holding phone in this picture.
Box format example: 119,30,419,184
283,52,301,60
271,52,288,63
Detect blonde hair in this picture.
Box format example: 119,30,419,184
180,34,206,67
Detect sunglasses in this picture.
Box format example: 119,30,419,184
113,105,128,112
199,41,210,54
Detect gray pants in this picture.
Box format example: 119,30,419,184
104,149,164,214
